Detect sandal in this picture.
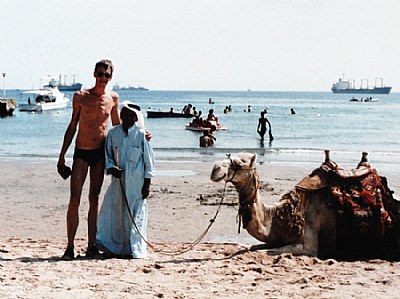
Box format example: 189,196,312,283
61,247,74,261
86,246,101,258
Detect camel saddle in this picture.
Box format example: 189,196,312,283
297,159,397,238
296,160,372,191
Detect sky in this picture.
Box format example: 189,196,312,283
0,0,399,91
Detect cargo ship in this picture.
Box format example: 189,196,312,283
331,76,391,94
112,84,149,91
43,74,82,92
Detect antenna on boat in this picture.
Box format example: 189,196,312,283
2,73,6,97
25,40,35,89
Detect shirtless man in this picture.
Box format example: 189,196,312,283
199,126,217,148
57,59,120,260
257,110,273,141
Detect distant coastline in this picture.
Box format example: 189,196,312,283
112,84,148,91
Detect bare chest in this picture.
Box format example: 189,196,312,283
80,95,114,121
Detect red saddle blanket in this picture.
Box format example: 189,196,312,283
322,161,392,237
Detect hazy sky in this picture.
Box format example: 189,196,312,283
1,0,399,91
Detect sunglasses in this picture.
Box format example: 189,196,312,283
96,72,112,78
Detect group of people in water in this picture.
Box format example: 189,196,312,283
350,97,375,102
180,100,220,148
180,101,297,149
197,105,276,148
189,108,218,128
197,105,297,148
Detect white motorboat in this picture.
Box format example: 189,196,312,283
19,87,70,112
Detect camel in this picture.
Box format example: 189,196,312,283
210,151,400,259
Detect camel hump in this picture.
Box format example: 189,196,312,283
296,168,328,191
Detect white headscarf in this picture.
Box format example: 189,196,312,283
120,101,145,130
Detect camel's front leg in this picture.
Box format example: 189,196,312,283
249,203,321,256
250,243,306,255
249,234,319,256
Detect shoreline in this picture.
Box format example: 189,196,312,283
2,150,399,192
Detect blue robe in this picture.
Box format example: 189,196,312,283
96,124,155,258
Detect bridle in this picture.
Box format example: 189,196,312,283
225,156,240,184
225,156,259,232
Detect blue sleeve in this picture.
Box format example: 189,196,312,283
143,134,155,179
105,130,116,170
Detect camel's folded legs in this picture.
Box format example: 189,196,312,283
249,221,320,256
249,243,309,255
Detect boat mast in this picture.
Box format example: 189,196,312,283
361,78,368,89
376,77,383,87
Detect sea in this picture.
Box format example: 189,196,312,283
1,89,400,178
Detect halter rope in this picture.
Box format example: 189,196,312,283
225,157,259,233
117,177,228,256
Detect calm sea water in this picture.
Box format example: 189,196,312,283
1,89,399,176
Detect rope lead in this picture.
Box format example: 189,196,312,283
118,178,227,256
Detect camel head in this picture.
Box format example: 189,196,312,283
211,153,260,199
211,153,266,235
211,152,256,182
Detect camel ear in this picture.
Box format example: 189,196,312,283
250,153,257,167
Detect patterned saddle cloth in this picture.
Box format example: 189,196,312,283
323,160,392,237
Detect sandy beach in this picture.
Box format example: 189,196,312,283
1,157,400,298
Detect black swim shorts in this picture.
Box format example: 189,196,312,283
73,147,105,167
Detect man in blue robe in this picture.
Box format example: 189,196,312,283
96,101,155,258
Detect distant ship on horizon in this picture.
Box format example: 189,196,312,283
331,75,391,94
43,74,82,92
112,84,149,91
